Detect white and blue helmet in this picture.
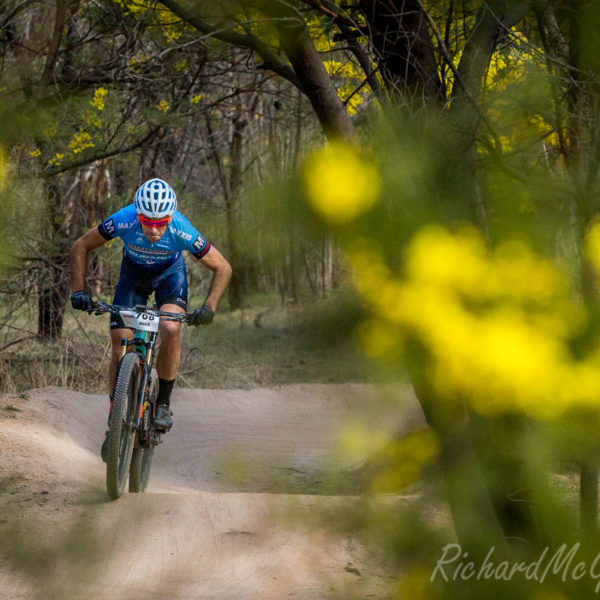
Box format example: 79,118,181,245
134,178,177,219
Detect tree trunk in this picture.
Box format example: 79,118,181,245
359,0,446,105
273,5,356,141
226,113,247,310
38,266,68,340
37,180,70,340
451,0,531,139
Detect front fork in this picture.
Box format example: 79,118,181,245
120,336,156,447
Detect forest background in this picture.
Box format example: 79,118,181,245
3,0,600,597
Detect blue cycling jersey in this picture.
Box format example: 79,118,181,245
98,204,211,268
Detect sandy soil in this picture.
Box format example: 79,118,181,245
0,383,424,599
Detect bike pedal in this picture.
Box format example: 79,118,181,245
153,419,172,433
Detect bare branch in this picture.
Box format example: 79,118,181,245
156,0,301,88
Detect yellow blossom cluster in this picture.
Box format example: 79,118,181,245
190,94,202,105
48,153,64,166
348,225,600,419
90,87,107,111
68,130,95,155
486,30,559,151
156,100,170,113
307,15,333,54
112,0,182,41
303,141,381,224
444,26,558,154
323,59,370,115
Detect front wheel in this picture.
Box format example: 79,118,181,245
106,352,140,500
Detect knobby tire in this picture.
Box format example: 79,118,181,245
129,446,154,493
106,352,140,500
129,369,158,493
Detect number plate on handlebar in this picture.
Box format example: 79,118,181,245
120,310,160,332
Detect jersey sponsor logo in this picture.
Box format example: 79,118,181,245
127,243,176,256
104,218,115,235
193,235,206,251
173,228,192,241
117,220,136,230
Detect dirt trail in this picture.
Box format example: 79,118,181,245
0,384,424,599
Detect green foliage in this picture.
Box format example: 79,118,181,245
294,95,600,597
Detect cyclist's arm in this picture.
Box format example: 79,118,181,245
198,246,232,311
70,227,108,293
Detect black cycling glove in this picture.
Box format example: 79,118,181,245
70,290,94,311
190,305,214,326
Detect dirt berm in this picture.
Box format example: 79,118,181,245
0,383,424,599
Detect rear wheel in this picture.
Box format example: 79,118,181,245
106,352,140,500
129,368,158,493
129,445,155,493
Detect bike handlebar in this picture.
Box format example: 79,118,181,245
88,301,193,324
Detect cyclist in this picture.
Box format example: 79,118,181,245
69,178,232,461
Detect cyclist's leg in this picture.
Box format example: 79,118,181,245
156,302,185,378
153,303,184,431
153,258,188,424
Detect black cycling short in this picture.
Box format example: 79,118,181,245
110,256,188,330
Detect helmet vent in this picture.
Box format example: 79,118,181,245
134,178,177,219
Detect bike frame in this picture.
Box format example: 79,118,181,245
118,328,157,433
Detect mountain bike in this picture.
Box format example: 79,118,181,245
89,301,192,500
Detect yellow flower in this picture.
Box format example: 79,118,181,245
303,141,381,224
48,153,64,166
190,94,202,105
68,130,95,155
157,100,170,113
349,226,595,419
29,148,41,158
90,87,107,111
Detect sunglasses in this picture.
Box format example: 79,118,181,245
137,214,172,228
